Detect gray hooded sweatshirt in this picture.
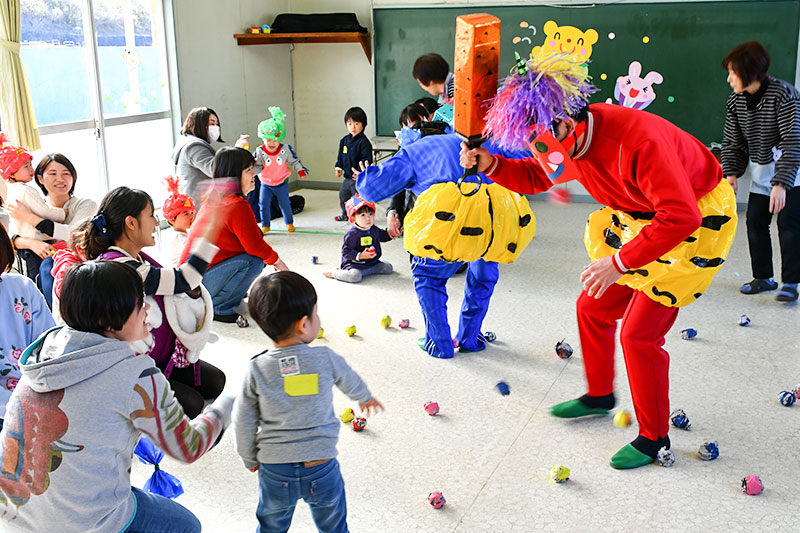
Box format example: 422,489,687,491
171,134,216,204
0,327,232,532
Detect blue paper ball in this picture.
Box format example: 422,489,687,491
779,390,796,407
496,381,510,396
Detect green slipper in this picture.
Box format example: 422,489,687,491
550,399,611,419
417,338,427,351
609,444,655,469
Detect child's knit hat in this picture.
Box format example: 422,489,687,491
0,132,33,180
162,176,196,220
257,107,287,142
345,194,375,223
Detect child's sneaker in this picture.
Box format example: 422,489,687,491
334,215,347,221
261,226,270,235
287,224,296,232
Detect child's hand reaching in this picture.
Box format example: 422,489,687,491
359,397,384,417
335,167,344,178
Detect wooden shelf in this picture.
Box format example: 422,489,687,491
234,32,371,64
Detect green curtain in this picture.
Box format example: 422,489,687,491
0,0,40,151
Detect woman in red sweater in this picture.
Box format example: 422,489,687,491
182,147,288,325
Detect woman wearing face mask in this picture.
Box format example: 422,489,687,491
171,107,249,205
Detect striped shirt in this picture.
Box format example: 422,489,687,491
439,72,455,106
103,237,218,296
722,76,800,190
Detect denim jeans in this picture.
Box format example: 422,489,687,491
256,459,348,533
202,254,264,315
39,256,54,308
124,487,200,532
260,181,293,227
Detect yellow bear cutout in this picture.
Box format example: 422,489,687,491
532,20,598,64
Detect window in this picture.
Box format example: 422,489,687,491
20,0,176,204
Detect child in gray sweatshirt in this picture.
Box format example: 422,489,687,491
234,271,383,532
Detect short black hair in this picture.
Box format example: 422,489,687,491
180,106,226,143
60,261,144,335
344,107,368,128
414,97,439,116
722,41,770,86
0,222,13,275
86,187,153,259
248,271,317,342
399,102,429,127
413,53,449,85
34,153,77,196
213,147,255,196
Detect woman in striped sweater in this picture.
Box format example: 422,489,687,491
722,41,800,302
85,186,226,417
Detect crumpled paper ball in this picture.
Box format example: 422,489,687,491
680,328,697,340
670,408,692,430
657,447,675,467
428,491,445,509
340,407,355,423
741,475,764,495
352,417,367,431
613,410,632,428
698,441,719,461
424,401,440,416
484,331,497,343
555,339,573,359
496,381,510,396
551,464,571,483
738,315,751,326
779,390,796,407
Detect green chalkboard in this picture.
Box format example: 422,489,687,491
374,1,799,144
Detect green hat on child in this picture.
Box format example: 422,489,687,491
257,107,286,141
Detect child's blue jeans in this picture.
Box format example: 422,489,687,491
124,487,200,532
256,458,348,533
260,180,293,228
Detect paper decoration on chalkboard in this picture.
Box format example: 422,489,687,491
512,20,536,45
532,20,598,64
613,61,664,110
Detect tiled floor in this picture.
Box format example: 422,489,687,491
134,189,798,532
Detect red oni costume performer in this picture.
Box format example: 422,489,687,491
481,52,737,468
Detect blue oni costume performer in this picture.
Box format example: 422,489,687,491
356,129,535,358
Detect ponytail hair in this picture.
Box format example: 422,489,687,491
86,187,154,259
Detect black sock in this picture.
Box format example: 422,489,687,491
631,435,671,459
577,393,615,409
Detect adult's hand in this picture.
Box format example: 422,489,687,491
14,236,54,259
7,201,42,227
351,160,371,180
387,212,402,238
725,175,738,194
272,258,289,271
335,168,344,178
770,184,786,213
459,143,492,172
580,255,623,299
234,135,250,149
